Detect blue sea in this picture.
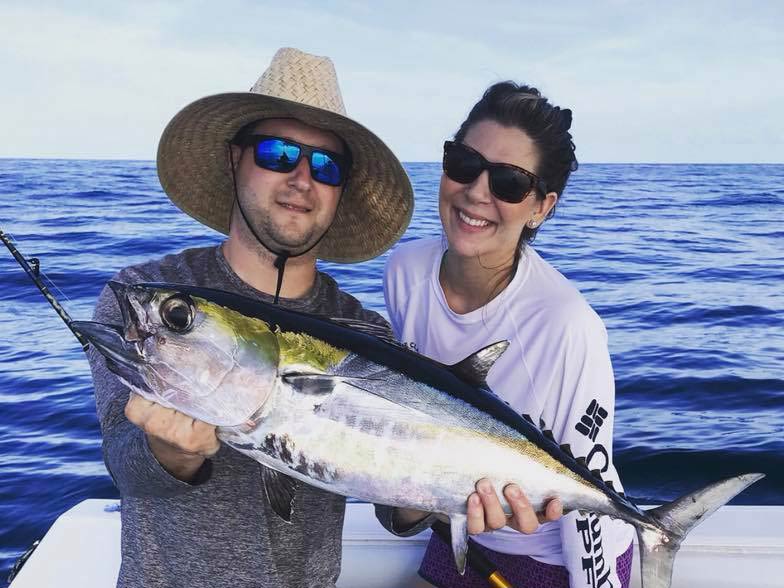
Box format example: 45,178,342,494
1,159,782,583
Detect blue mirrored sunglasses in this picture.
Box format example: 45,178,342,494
237,134,350,187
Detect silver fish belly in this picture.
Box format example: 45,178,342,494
222,352,612,517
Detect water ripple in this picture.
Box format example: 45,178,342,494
0,159,782,581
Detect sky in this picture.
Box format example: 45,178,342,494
2,0,783,163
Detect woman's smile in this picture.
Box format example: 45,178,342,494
455,207,494,231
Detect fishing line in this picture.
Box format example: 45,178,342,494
3,228,78,312
36,264,76,309
0,228,89,351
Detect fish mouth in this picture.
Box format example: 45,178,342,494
71,320,145,367
72,280,153,367
72,318,151,396
108,281,148,342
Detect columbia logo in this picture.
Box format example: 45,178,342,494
576,399,608,441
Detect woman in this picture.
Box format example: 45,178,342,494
383,83,635,587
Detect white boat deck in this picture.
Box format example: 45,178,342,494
9,500,784,587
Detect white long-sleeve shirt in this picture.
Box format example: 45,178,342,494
384,237,634,588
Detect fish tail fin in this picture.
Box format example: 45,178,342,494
636,473,764,588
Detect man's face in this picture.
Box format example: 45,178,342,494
231,118,344,254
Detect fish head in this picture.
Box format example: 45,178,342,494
74,282,280,426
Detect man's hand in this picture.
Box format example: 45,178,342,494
125,393,220,481
467,478,562,534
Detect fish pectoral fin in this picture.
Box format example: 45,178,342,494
286,368,434,419
337,373,434,418
449,514,469,575
282,371,384,397
282,372,342,396
261,466,300,523
449,341,510,387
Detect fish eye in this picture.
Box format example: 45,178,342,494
160,295,194,333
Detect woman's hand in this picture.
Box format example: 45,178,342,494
392,479,563,535
467,478,563,534
125,393,220,481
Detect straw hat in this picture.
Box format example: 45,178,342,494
157,48,413,263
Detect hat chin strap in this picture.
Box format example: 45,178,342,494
229,147,330,305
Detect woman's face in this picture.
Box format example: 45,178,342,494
439,119,556,266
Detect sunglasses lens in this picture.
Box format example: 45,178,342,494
490,168,532,203
310,151,344,186
255,138,300,172
443,144,483,184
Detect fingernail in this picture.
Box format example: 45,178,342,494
507,485,522,498
469,494,480,506
478,480,493,494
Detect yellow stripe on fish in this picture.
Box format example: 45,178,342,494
275,329,349,371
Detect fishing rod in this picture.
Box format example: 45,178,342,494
430,521,515,588
1,228,90,351
3,228,513,587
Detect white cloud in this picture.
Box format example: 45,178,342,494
1,1,782,162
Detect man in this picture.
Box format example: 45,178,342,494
89,48,552,588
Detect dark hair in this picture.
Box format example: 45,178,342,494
449,82,578,305
454,81,578,245
452,82,578,297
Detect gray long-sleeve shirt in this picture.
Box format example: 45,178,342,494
88,245,391,588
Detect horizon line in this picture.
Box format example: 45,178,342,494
1,157,783,166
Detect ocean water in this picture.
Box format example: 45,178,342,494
0,159,782,582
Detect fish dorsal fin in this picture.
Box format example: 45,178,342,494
261,466,299,523
449,341,509,387
530,414,611,489
535,416,559,444
328,317,400,347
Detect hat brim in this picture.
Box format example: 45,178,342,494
157,93,413,263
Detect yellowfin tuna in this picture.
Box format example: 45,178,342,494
72,282,764,588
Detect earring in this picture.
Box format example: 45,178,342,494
527,217,540,229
